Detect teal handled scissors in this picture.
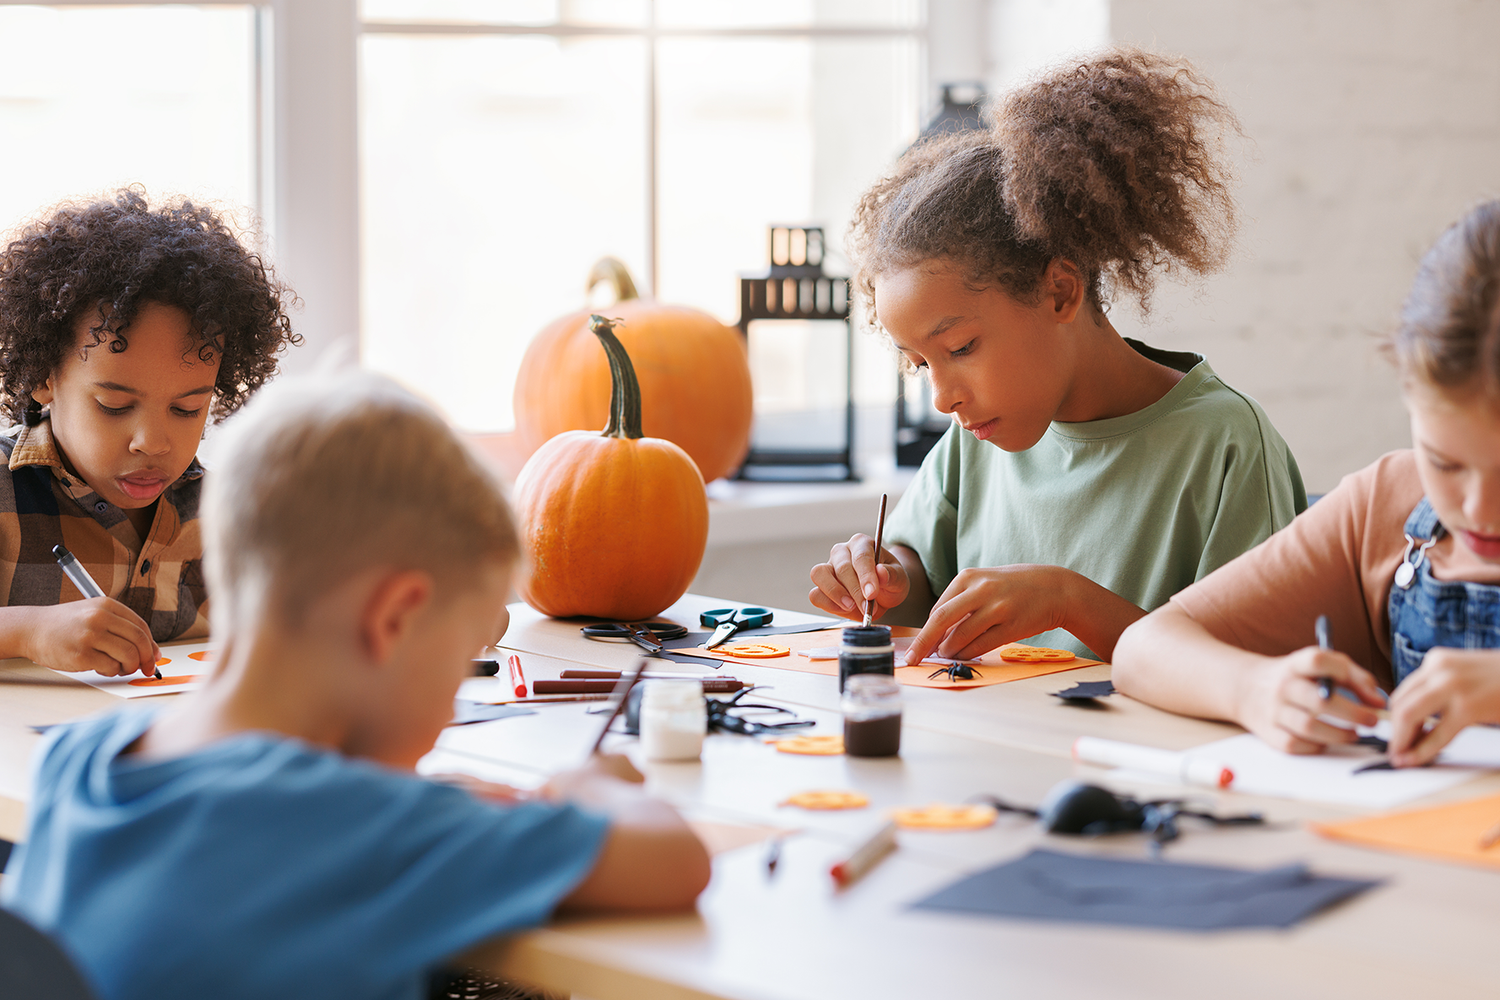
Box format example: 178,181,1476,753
700,606,774,649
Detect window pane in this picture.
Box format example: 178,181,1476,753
656,36,920,407
362,0,648,28
360,34,649,431
656,0,921,29
0,5,255,231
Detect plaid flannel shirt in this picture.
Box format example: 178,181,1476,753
0,418,209,642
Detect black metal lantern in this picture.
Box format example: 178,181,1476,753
734,225,857,482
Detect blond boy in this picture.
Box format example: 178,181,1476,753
2,372,710,1000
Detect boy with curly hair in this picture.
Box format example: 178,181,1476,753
0,187,298,676
2,370,711,1000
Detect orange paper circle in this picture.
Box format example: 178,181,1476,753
714,642,790,658
998,644,1076,663
771,735,845,756
127,675,195,688
782,790,869,810
890,804,998,830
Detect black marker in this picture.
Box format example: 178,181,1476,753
52,544,161,679
1314,614,1334,701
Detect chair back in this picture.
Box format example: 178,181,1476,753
0,906,98,1000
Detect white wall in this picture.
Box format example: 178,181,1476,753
1105,0,1500,492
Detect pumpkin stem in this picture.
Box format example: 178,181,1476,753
586,257,640,304
590,315,644,440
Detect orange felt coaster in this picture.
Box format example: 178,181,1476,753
1313,793,1500,871
770,735,845,756
782,790,869,810
127,675,195,688
891,803,998,830
711,642,789,658
998,643,1076,663
688,627,1098,688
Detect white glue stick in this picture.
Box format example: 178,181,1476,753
1073,736,1234,790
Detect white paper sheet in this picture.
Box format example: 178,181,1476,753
1175,721,1500,809
58,640,217,699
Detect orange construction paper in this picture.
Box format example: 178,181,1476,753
685,626,1098,689
127,675,195,688
1313,793,1500,871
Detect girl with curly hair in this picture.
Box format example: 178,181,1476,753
810,48,1305,665
0,187,298,676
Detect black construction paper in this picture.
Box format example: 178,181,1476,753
1052,680,1116,704
911,848,1379,930
448,701,537,726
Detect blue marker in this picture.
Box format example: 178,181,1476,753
51,544,160,679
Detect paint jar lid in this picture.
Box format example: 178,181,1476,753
841,624,892,648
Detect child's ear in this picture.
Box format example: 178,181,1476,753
1045,258,1086,325
31,379,55,407
358,569,434,665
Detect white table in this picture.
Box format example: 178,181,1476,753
5,595,1500,999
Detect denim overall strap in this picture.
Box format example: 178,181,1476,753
1387,497,1500,684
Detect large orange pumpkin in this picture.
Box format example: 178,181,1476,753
514,315,709,620
514,258,753,483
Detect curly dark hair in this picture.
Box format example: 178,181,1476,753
1390,200,1500,393
0,187,300,425
848,47,1240,327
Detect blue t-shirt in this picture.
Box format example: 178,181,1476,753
1,709,610,1000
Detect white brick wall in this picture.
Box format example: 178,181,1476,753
1104,0,1500,491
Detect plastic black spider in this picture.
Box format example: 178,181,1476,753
927,661,982,682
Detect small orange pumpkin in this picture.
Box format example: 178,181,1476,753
514,258,753,483
513,315,709,620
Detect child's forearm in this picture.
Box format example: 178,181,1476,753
0,605,42,662
1054,570,1147,662
558,778,710,911
1112,603,1269,724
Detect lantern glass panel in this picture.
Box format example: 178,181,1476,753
745,318,850,454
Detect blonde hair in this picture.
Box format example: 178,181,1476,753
202,371,517,636
1392,200,1500,393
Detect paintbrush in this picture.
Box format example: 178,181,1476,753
587,658,647,757
863,493,888,627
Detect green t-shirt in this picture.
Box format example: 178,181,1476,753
883,341,1306,658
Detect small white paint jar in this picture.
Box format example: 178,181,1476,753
639,679,706,761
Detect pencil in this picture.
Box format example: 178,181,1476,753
1315,614,1334,701
765,835,784,878
863,493,888,627
588,659,646,756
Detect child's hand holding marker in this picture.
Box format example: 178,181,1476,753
36,544,160,677
1387,649,1500,767
1236,615,1383,755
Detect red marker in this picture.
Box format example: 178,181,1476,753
507,654,527,699
830,821,898,888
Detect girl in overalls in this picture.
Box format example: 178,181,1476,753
1114,199,1500,768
